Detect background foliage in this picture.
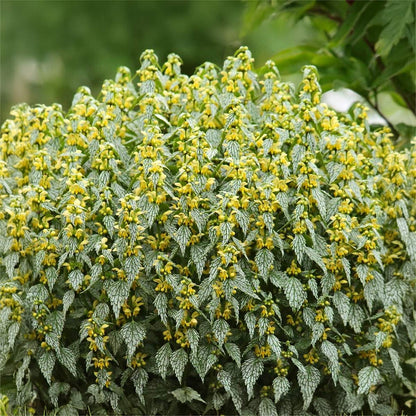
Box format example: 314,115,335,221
2,0,313,123
2,0,415,144
2,0,414,142
242,0,416,145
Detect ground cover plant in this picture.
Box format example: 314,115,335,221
0,48,415,415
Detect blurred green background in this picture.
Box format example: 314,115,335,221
0,0,316,123
1,0,415,142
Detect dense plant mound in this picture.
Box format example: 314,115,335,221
0,48,415,415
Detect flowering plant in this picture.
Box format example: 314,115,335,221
0,48,415,415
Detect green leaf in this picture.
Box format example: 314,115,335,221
234,275,260,299
235,209,250,235
292,234,306,263
384,278,408,307
327,162,344,184
57,404,78,416
341,257,351,285
120,321,146,359
156,343,172,380
190,209,208,233
388,348,403,379
308,278,318,299
103,215,115,237
7,321,20,349
255,248,274,277
333,291,350,325
245,312,257,338
28,283,49,302
267,334,281,358
218,369,232,392
312,397,333,416
46,267,58,291
154,293,168,324
375,0,414,58
33,250,46,278
304,246,326,273
241,0,275,36
213,319,230,348
271,45,320,77
225,342,241,367
123,255,141,284
348,303,365,333
404,232,416,263
68,269,84,291
46,311,65,338
312,188,327,221
263,212,274,233
356,264,369,286
226,140,240,161
170,348,188,383
213,391,225,410
259,397,278,416
375,331,387,350
298,365,320,410
312,322,325,347
276,192,290,220
303,307,315,328
63,290,75,315
69,389,85,410
205,128,221,148
187,328,199,353
92,303,110,321
321,340,340,383
49,382,70,407
38,350,56,384
15,355,30,391
273,376,290,403
220,221,233,245
191,244,207,278
132,368,148,404
242,357,263,399
105,280,130,319
330,1,371,47
56,346,77,377
171,387,205,404
174,225,191,255
357,366,381,394
283,277,306,311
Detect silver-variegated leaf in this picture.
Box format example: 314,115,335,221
242,358,263,399
120,321,146,359
357,366,381,394
298,365,320,410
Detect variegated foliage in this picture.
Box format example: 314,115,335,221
0,48,415,415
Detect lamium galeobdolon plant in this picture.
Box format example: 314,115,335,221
0,47,415,416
